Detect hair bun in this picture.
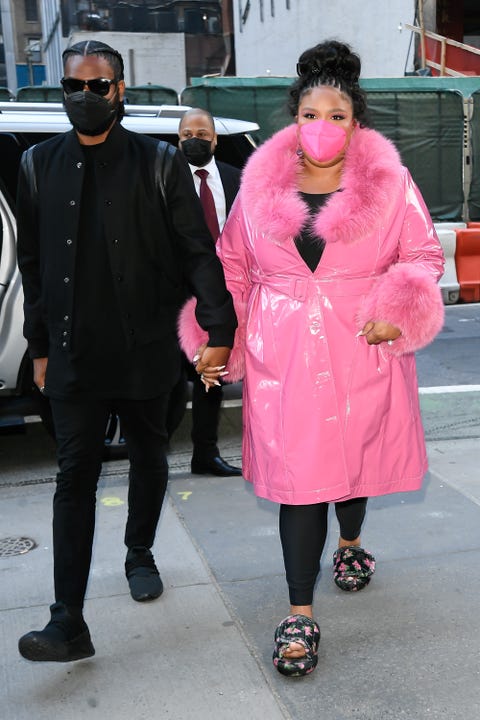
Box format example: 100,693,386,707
297,40,361,85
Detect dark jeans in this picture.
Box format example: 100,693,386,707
279,497,368,606
50,394,169,608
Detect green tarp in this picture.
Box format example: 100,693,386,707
366,90,465,222
123,85,178,106
14,85,179,106
181,81,291,145
469,90,480,221
16,86,64,102
181,77,472,222
0,87,13,101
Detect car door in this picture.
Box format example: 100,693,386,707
0,133,28,395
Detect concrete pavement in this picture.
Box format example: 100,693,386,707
1,391,479,719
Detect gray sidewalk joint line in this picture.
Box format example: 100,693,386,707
166,491,293,720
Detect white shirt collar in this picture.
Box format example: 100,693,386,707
188,156,219,179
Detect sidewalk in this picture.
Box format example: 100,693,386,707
1,396,480,719
0,466,288,719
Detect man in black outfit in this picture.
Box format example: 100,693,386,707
16,41,236,663
176,108,242,477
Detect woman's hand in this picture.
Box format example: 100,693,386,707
33,356,48,393
194,345,231,392
358,321,401,345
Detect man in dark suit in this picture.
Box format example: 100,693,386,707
16,43,236,662
176,108,242,477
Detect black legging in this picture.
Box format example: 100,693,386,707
279,498,368,606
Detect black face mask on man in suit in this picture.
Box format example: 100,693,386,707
181,137,214,167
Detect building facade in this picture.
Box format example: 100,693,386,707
61,0,234,89
232,0,416,77
0,0,235,94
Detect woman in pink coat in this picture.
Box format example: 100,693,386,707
179,40,445,677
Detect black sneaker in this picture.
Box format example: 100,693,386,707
125,546,163,602
18,602,95,662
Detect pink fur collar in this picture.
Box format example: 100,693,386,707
240,123,403,244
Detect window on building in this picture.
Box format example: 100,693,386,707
286,0,291,8
25,0,39,22
26,37,42,63
260,0,264,22
271,0,275,17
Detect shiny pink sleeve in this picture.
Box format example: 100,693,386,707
357,170,445,355
178,195,251,381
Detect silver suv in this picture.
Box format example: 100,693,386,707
0,102,257,446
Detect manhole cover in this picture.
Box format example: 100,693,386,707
0,537,37,557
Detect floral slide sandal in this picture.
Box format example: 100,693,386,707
272,614,321,677
333,546,376,591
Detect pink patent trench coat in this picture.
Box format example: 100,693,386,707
179,124,445,505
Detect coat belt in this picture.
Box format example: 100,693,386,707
250,271,375,301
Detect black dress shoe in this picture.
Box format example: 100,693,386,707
191,456,243,477
125,546,163,602
18,602,95,663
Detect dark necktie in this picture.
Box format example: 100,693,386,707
195,168,220,240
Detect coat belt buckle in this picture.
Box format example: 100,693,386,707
293,278,308,301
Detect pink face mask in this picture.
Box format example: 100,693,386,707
299,119,348,163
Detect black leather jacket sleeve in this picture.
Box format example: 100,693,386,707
17,147,49,359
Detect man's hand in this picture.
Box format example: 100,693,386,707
33,356,48,392
358,321,401,345
194,345,231,391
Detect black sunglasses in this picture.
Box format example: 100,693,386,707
61,77,117,97
296,62,321,77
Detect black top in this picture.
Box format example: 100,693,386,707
295,192,333,272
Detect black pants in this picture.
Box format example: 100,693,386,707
50,394,169,608
167,354,223,461
190,364,222,461
279,497,368,606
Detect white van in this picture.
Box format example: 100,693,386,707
0,102,257,447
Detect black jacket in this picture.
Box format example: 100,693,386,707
17,123,237,385
216,160,241,215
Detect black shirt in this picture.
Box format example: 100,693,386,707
295,192,333,272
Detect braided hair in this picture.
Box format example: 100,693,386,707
62,40,125,121
288,40,370,126
62,40,124,79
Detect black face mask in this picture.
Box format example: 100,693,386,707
181,137,214,167
63,89,119,136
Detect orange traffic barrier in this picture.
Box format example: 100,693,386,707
455,228,480,302
467,222,480,228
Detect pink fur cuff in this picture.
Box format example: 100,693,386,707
178,297,246,381
356,263,444,355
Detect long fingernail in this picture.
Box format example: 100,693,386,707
213,365,226,370
193,354,200,363
219,371,229,377
213,380,221,386
355,331,363,337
